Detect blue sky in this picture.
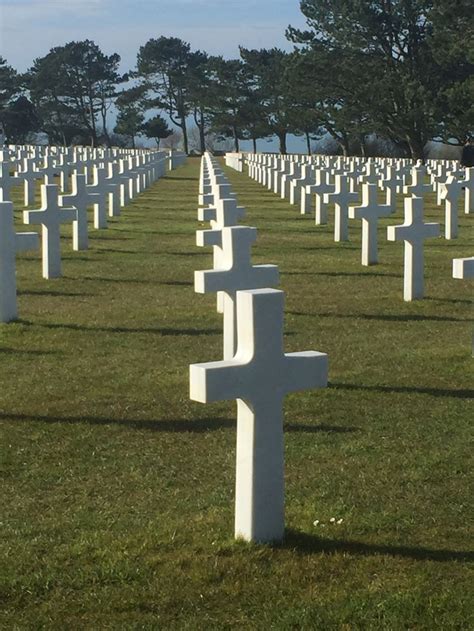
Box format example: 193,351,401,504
0,0,309,151
0,0,307,72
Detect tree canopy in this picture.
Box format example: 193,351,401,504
0,3,471,157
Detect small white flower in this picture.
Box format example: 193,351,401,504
313,520,320,526
329,517,336,523
337,518,343,525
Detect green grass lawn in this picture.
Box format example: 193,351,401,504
1,157,473,629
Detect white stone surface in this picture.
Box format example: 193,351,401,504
60,173,98,251
23,184,76,279
327,175,359,241
349,183,392,265
452,257,474,279
196,225,279,359
189,288,328,543
0,201,39,322
387,196,440,301
440,175,464,239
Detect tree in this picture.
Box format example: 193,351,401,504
141,115,172,148
429,0,474,143
240,48,300,155
0,58,40,142
0,57,19,112
28,40,125,146
114,108,144,148
285,52,325,155
136,36,207,154
1,95,40,144
114,85,147,148
204,58,248,152
288,1,451,160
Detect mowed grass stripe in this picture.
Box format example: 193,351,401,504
1,157,473,629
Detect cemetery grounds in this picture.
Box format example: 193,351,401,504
1,157,473,629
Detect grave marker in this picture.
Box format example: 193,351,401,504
190,288,328,542
24,184,76,278
387,196,440,300
0,201,39,322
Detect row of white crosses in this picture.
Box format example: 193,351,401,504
0,145,185,322
239,153,473,299
190,153,328,543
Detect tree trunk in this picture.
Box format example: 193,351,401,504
278,132,287,155
199,111,206,154
252,137,257,153
360,134,367,157
337,130,351,157
233,127,240,152
305,131,311,155
180,116,188,155
407,136,425,162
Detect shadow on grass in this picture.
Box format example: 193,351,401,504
425,296,473,306
61,256,101,262
0,348,60,356
287,311,471,323
0,412,357,435
282,271,401,278
329,381,474,399
95,249,140,255
65,276,157,285
166,251,209,257
19,320,221,336
88,235,133,241
164,176,199,182
281,530,474,563
285,422,359,434
160,280,193,287
18,289,94,297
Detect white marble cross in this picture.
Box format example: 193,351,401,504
190,288,328,542
15,158,42,206
0,200,39,322
0,161,19,202
310,171,335,224
88,166,109,229
463,167,473,214
452,257,474,279
198,197,245,229
198,196,246,315
349,183,392,265
440,175,464,239
23,184,76,278
326,174,359,241
381,166,405,213
387,196,440,300
196,225,279,359
106,162,122,217
403,165,434,198
60,173,99,251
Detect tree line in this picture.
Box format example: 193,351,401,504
0,0,472,160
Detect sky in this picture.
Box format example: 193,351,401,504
0,0,307,72
0,0,310,151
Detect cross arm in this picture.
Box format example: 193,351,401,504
284,351,328,393
198,207,215,222
190,360,247,403
196,229,222,248
195,264,279,294
453,257,474,279
15,231,39,252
